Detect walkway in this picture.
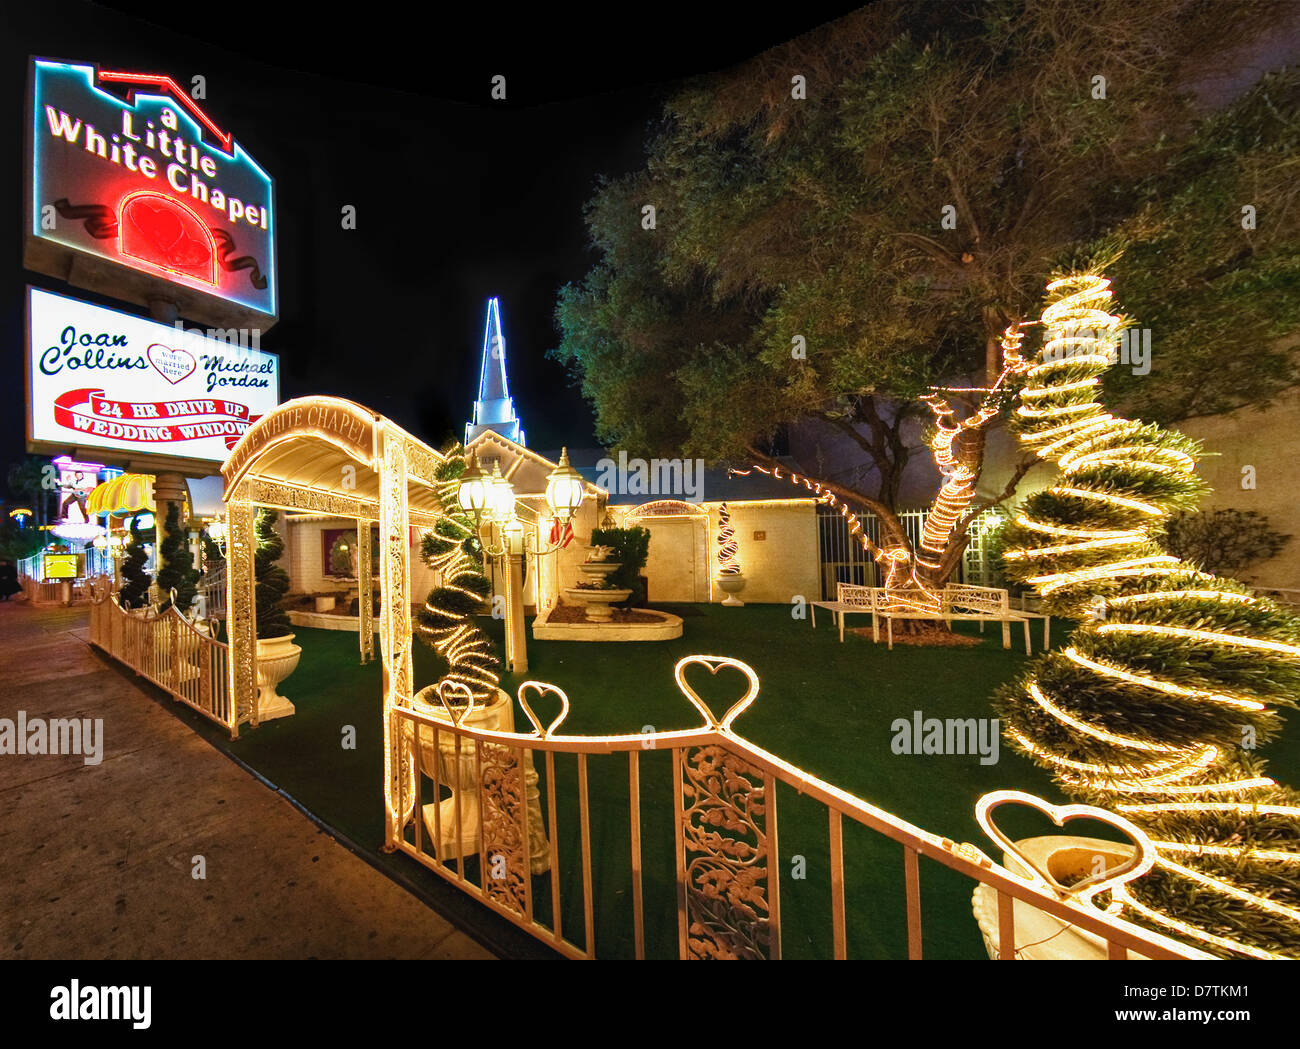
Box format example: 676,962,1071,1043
0,600,492,960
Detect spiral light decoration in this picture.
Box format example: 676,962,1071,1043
997,273,1300,959
414,451,500,705
716,502,742,575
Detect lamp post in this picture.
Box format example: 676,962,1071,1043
544,447,585,524
96,531,127,588
206,515,228,557
456,448,586,675
457,454,488,521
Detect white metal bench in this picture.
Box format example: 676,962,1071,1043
812,583,1034,652
809,584,877,642
1008,592,1052,650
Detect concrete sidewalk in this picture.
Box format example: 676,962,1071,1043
0,600,493,960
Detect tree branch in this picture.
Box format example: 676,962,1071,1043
741,444,909,550
969,454,1038,517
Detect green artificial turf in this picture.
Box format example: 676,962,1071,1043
164,605,1300,959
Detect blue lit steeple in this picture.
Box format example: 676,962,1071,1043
465,297,525,446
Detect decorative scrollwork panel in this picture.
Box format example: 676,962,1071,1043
479,742,529,916
246,478,378,521
404,440,442,491
679,744,774,960
357,521,374,664
378,425,415,844
225,494,258,728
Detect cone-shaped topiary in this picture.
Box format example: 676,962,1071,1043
254,507,292,639
156,500,200,614
118,521,152,609
414,449,500,705
997,273,1300,959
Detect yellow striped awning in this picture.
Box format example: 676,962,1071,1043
87,474,154,517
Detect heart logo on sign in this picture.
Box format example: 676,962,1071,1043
146,343,197,385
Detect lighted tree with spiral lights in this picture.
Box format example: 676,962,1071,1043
414,450,500,706
996,273,1300,959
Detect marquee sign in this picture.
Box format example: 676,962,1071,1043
26,287,280,468
24,59,276,330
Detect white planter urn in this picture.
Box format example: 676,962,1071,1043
411,685,549,874
716,573,747,607
970,835,1149,960
256,633,302,721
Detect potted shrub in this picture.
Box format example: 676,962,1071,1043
253,507,300,720
410,453,549,865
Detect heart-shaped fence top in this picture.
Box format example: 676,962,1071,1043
673,655,760,732
975,789,1156,902
517,681,571,739
434,679,478,727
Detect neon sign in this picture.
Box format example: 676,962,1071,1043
25,59,276,328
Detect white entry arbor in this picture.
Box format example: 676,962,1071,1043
220,395,448,846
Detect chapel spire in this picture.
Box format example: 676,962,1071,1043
465,296,525,446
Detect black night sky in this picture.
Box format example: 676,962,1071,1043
0,2,859,467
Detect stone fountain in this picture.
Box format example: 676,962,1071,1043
563,545,632,622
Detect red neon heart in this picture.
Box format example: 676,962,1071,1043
120,195,215,284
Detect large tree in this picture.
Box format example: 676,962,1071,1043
1097,65,1300,423
554,0,1299,595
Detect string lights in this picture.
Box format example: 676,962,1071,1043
997,273,1300,959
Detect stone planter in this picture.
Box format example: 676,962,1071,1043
411,685,549,874
564,586,633,621
255,633,302,721
716,573,747,607
970,835,1150,960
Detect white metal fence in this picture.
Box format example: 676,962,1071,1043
389,658,1207,960
817,506,1007,599
88,582,234,733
